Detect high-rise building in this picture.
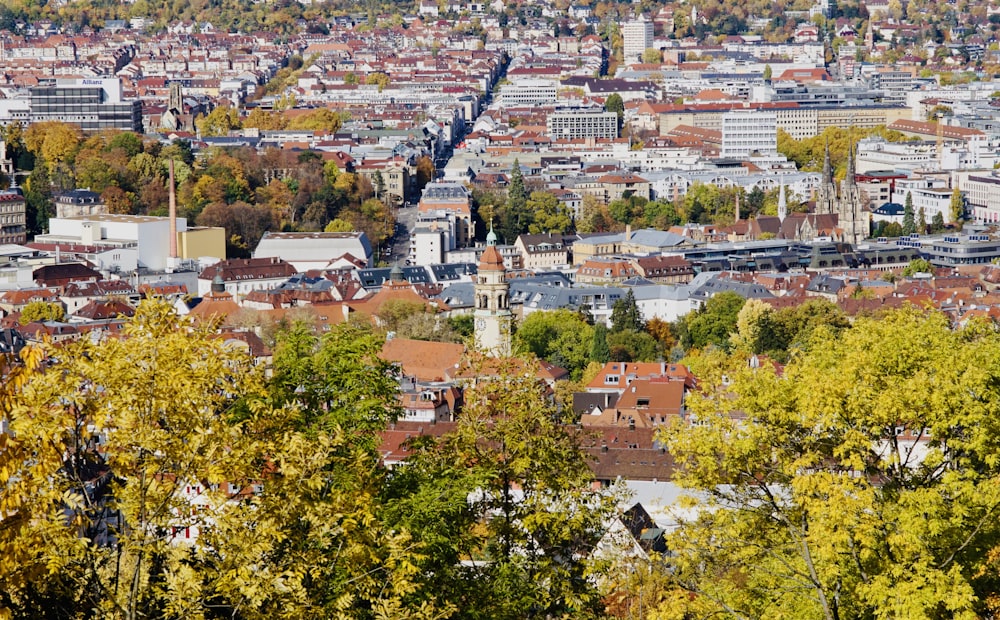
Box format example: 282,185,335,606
622,16,654,63
30,78,143,132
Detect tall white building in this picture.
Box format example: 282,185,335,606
721,109,778,158
622,16,654,63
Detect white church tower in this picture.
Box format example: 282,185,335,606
474,225,511,356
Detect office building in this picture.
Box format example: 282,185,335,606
29,78,143,132
721,109,777,158
547,107,619,140
623,16,654,63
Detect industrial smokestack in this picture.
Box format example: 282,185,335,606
168,159,178,260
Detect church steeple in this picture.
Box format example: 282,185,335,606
777,176,787,222
822,138,832,186
816,138,838,215
474,222,511,356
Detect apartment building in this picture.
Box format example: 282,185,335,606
547,107,619,140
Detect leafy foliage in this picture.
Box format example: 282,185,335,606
659,308,1000,619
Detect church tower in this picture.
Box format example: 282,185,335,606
838,141,868,246
474,225,511,356
815,140,838,215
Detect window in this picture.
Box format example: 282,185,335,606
604,375,619,384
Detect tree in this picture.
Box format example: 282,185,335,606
415,156,435,192
659,308,1000,619
390,357,621,619
607,329,660,362
286,108,343,132
680,291,745,351
730,298,780,355
526,190,572,234
950,188,965,222
610,289,644,333
604,93,625,127
18,300,64,323
365,72,391,92
514,309,594,380
918,206,927,232
324,217,354,232
931,210,946,232
590,322,611,364
902,257,934,276
243,108,289,130
763,63,773,80
902,191,916,235
642,47,662,63
195,105,241,137
1,300,267,618
507,158,526,208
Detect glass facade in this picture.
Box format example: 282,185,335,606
30,86,143,132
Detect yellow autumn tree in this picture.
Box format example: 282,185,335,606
656,308,1000,619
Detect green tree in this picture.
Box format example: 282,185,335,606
763,63,773,80
902,257,934,276
526,190,572,234
607,329,660,362
931,210,946,232
902,191,916,235
680,291,746,351
390,358,621,619
658,308,1000,620
918,206,927,232
610,289,644,333
18,300,64,323
590,321,611,364
514,309,594,380
604,93,625,128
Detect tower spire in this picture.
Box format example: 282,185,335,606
777,176,787,222
822,137,832,185
845,140,856,186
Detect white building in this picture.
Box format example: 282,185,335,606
35,214,185,272
498,79,558,106
547,107,619,140
623,16,654,63
253,231,372,271
891,178,953,224
721,109,777,159
963,173,1000,223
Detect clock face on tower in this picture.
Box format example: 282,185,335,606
476,318,486,329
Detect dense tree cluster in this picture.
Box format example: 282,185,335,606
8,124,395,257
0,301,618,619
652,308,1000,619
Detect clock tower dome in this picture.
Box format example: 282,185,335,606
474,225,511,355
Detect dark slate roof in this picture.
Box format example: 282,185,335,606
428,263,477,282
357,266,432,288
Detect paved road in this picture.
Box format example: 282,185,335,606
387,203,418,264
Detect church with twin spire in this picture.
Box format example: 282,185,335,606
763,140,868,246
